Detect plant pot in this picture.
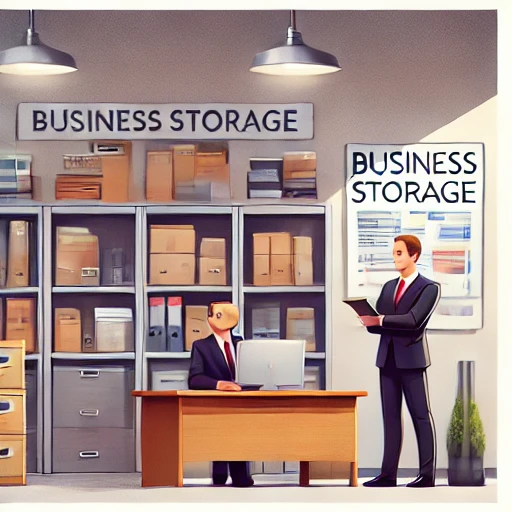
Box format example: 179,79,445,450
448,455,485,486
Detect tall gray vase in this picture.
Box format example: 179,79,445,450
447,361,485,486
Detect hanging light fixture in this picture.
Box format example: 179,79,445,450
250,10,341,76
0,10,77,76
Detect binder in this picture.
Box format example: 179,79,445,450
81,308,96,352
6,298,36,353
0,220,8,288
167,297,183,352
6,220,29,288
147,297,166,352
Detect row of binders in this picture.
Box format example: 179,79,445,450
149,224,226,285
247,151,317,199
55,226,132,286
0,220,33,289
54,307,134,353
146,144,230,202
0,155,33,199
0,298,37,353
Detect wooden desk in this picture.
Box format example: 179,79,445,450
132,390,368,488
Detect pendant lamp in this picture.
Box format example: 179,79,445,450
0,10,77,76
250,10,341,76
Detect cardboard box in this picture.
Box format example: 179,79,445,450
199,257,226,285
150,225,195,254
149,253,195,285
200,238,226,259
196,150,227,167
270,233,292,255
146,150,173,202
55,175,102,200
55,228,99,286
0,340,25,389
253,254,271,286
5,298,36,353
185,306,211,351
253,233,270,255
54,308,81,352
283,151,317,172
286,307,316,352
6,220,29,288
270,254,293,286
173,144,196,184
195,163,230,183
293,236,313,286
96,141,132,203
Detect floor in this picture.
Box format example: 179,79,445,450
0,473,497,505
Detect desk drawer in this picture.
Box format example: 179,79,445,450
53,366,134,428
0,391,25,434
0,347,24,389
53,427,135,473
0,434,25,477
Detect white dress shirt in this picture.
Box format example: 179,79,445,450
213,331,237,371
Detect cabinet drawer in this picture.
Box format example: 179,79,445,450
53,366,134,428
0,347,24,389
0,434,25,477
0,391,25,434
53,427,135,473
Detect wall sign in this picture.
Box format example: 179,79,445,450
17,103,314,141
346,143,484,330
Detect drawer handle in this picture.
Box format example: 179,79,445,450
80,370,100,378
79,409,99,417
79,451,99,459
0,355,12,369
0,447,13,459
0,400,14,414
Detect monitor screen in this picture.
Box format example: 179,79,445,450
235,339,306,390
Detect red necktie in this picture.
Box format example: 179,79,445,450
224,341,236,380
395,279,406,306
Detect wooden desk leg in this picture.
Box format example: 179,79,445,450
299,462,310,486
349,462,358,487
141,397,183,488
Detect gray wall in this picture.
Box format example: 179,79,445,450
0,9,497,469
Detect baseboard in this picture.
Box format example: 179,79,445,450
358,468,497,478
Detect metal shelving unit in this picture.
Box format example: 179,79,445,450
52,286,136,294
51,352,136,360
145,352,191,359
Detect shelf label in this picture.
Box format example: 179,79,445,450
17,103,314,140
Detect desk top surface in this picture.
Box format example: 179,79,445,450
132,390,368,398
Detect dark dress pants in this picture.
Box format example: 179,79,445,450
379,344,436,478
212,461,251,484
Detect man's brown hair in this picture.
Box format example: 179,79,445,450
394,234,422,262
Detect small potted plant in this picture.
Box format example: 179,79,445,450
446,362,486,486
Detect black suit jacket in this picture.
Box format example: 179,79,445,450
367,274,440,369
188,332,243,390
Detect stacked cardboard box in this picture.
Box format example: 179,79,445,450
282,151,317,199
5,298,37,353
149,225,196,285
253,232,293,286
146,151,173,202
199,238,226,285
0,339,26,486
56,141,131,202
55,227,100,286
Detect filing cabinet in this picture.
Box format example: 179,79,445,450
53,366,134,429
52,365,135,473
52,427,135,473
0,339,26,486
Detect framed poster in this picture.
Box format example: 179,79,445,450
346,143,484,330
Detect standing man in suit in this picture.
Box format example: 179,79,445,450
359,234,440,488
188,301,254,488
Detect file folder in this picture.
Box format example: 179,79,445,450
147,297,166,352
167,297,184,352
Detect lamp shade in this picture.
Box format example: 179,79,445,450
250,25,341,76
0,11,77,76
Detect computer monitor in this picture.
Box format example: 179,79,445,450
235,339,306,390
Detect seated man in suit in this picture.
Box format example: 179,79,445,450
188,301,254,488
